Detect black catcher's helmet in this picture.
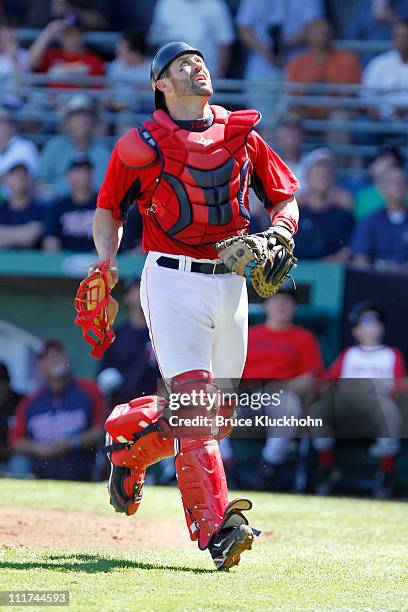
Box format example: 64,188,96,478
150,41,204,110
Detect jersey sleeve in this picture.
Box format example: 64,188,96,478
96,144,144,222
247,130,300,208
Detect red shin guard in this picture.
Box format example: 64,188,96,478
105,395,175,515
175,438,229,549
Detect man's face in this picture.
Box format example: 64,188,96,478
161,53,213,99
67,110,94,137
307,162,333,194
60,26,83,54
68,164,92,193
370,153,398,182
380,167,407,205
38,349,70,385
307,19,332,48
265,293,296,327
6,166,30,196
393,24,408,57
277,124,303,152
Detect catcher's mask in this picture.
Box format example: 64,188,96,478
74,259,118,359
150,41,204,111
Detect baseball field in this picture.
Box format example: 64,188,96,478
1,478,408,611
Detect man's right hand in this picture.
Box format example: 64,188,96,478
88,257,119,287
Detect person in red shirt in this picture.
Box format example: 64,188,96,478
87,41,300,570
285,17,361,119
310,301,407,499
241,283,323,475
28,14,105,88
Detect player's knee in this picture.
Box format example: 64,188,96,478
169,370,219,437
170,370,218,414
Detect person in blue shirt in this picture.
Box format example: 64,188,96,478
351,166,408,270
8,340,104,481
42,152,96,252
0,162,45,249
293,158,354,260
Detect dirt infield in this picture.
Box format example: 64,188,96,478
0,506,195,551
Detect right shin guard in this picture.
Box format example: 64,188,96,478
175,438,229,550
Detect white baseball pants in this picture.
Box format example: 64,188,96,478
140,251,248,381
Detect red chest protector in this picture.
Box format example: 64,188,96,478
142,105,260,247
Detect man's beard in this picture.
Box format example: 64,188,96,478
171,76,213,98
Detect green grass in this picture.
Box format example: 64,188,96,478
1,479,408,611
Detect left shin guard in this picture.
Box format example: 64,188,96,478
175,437,229,550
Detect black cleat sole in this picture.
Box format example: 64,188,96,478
213,524,254,571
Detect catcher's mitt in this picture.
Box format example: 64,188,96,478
215,225,297,298
74,259,118,359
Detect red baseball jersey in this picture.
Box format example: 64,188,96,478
97,106,299,259
242,323,324,379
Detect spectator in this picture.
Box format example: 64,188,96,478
300,148,354,209
294,157,354,260
23,0,110,30
0,163,45,249
27,15,105,87
106,29,152,112
0,106,39,180
237,0,324,78
148,0,235,77
8,339,104,481
108,29,151,87
361,20,408,120
274,114,307,190
0,16,30,106
241,283,323,482
0,362,21,470
38,93,110,198
310,301,407,498
97,277,161,405
355,146,407,220
42,152,96,251
346,0,408,64
285,17,361,119
351,166,408,270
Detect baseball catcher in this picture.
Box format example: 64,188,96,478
75,40,300,571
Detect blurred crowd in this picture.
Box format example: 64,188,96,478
1,0,408,498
